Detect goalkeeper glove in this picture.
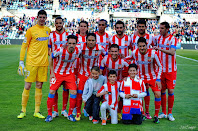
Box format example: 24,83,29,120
17,61,26,76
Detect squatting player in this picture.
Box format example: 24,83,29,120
45,35,81,122
17,10,51,119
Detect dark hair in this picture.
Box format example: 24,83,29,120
55,16,63,22
86,33,96,40
98,19,107,25
91,66,100,72
77,20,89,34
160,22,170,29
37,10,47,16
108,70,117,77
67,35,78,43
137,37,147,45
137,19,146,26
128,63,138,70
115,20,125,27
110,44,119,50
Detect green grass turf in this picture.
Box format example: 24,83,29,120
0,45,198,131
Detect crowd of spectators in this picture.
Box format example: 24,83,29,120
163,0,198,14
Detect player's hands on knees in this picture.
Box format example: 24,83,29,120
155,81,162,90
125,94,132,99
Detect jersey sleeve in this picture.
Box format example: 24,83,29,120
97,85,105,94
20,28,32,61
154,52,162,81
119,81,125,99
101,46,107,56
52,48,63,58
170,37,178,50
100,56,107,70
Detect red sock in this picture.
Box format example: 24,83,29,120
47,93,55,116
168,93,174,114
76,91,83,114
161,92,167,114
154,97,161,117
144,95,150,113
53,91,58,112
68,94,77,116
62,88,69,111
117,100,123,113
141,100,145,115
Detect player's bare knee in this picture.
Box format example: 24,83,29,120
154,91,161,98
49,90,55,94
168,89,174,94
25,82,32,90
70,90,77,95
36,82,43,89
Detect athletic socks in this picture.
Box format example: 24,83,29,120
62,88,69,111
144,91,150,113
168,93,174,114
154,97,161,117
68,94,77,116
53,91,58,112
47,93,55,116
161,92,167,115
76,90,83,114
22,88,30,112
35,88,42,113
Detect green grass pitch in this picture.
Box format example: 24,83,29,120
0,45,198,131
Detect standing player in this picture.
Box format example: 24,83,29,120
95,19,111,51
48,17,70,118
153,22,177,121
126,37,162,124
45,35,80,122
131,19,154,119
131,19,154,50
109,20,131,58
75,33,107,121
100,44,129,81
17,10,51,119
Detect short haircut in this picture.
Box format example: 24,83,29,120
86,33,96,40
67,35,78,43
99,19,107,25
91,66,100,72
137,19,146,26
55,16,63,22
110,44,119,50
160,22,170,29
79,20,88,27
38,10,47,16
108,70,117,77
137,37,147,45
128,63,138,70
115,20,125,27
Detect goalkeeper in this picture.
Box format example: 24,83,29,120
17,10,51,119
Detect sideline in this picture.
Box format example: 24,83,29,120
176,55,198,62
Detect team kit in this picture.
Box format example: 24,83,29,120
17,10,177,125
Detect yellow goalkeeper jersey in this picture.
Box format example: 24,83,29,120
20,24,51,66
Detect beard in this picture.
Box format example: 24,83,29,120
69,47,74,52
139,30,145,35
116,31,123,35
56,27,63,32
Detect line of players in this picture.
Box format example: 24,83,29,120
44,16,177,124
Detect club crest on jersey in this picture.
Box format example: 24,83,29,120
124,107,130,113
95,50,99,56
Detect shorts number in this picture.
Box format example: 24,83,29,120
50,78,56,85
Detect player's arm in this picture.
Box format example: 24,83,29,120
135,81,147,98
96,85,108,97
49,54,55,79
18,29,31,75
100,56,106,75
154,52,163,89
82,80,91,103
48,38,52,56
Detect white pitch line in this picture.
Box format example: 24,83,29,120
176,55,198,62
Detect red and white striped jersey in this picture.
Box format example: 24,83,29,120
154,34,177,73
126,48,162,81
109,34,131,57
120,76,146,111
100,55,129,80
95,31,111,50
48,31,70,69
48,31,70,52
76,34,86,45
78,43,107,76
52,47,81,75
98,82,120,108
130,33,154,50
